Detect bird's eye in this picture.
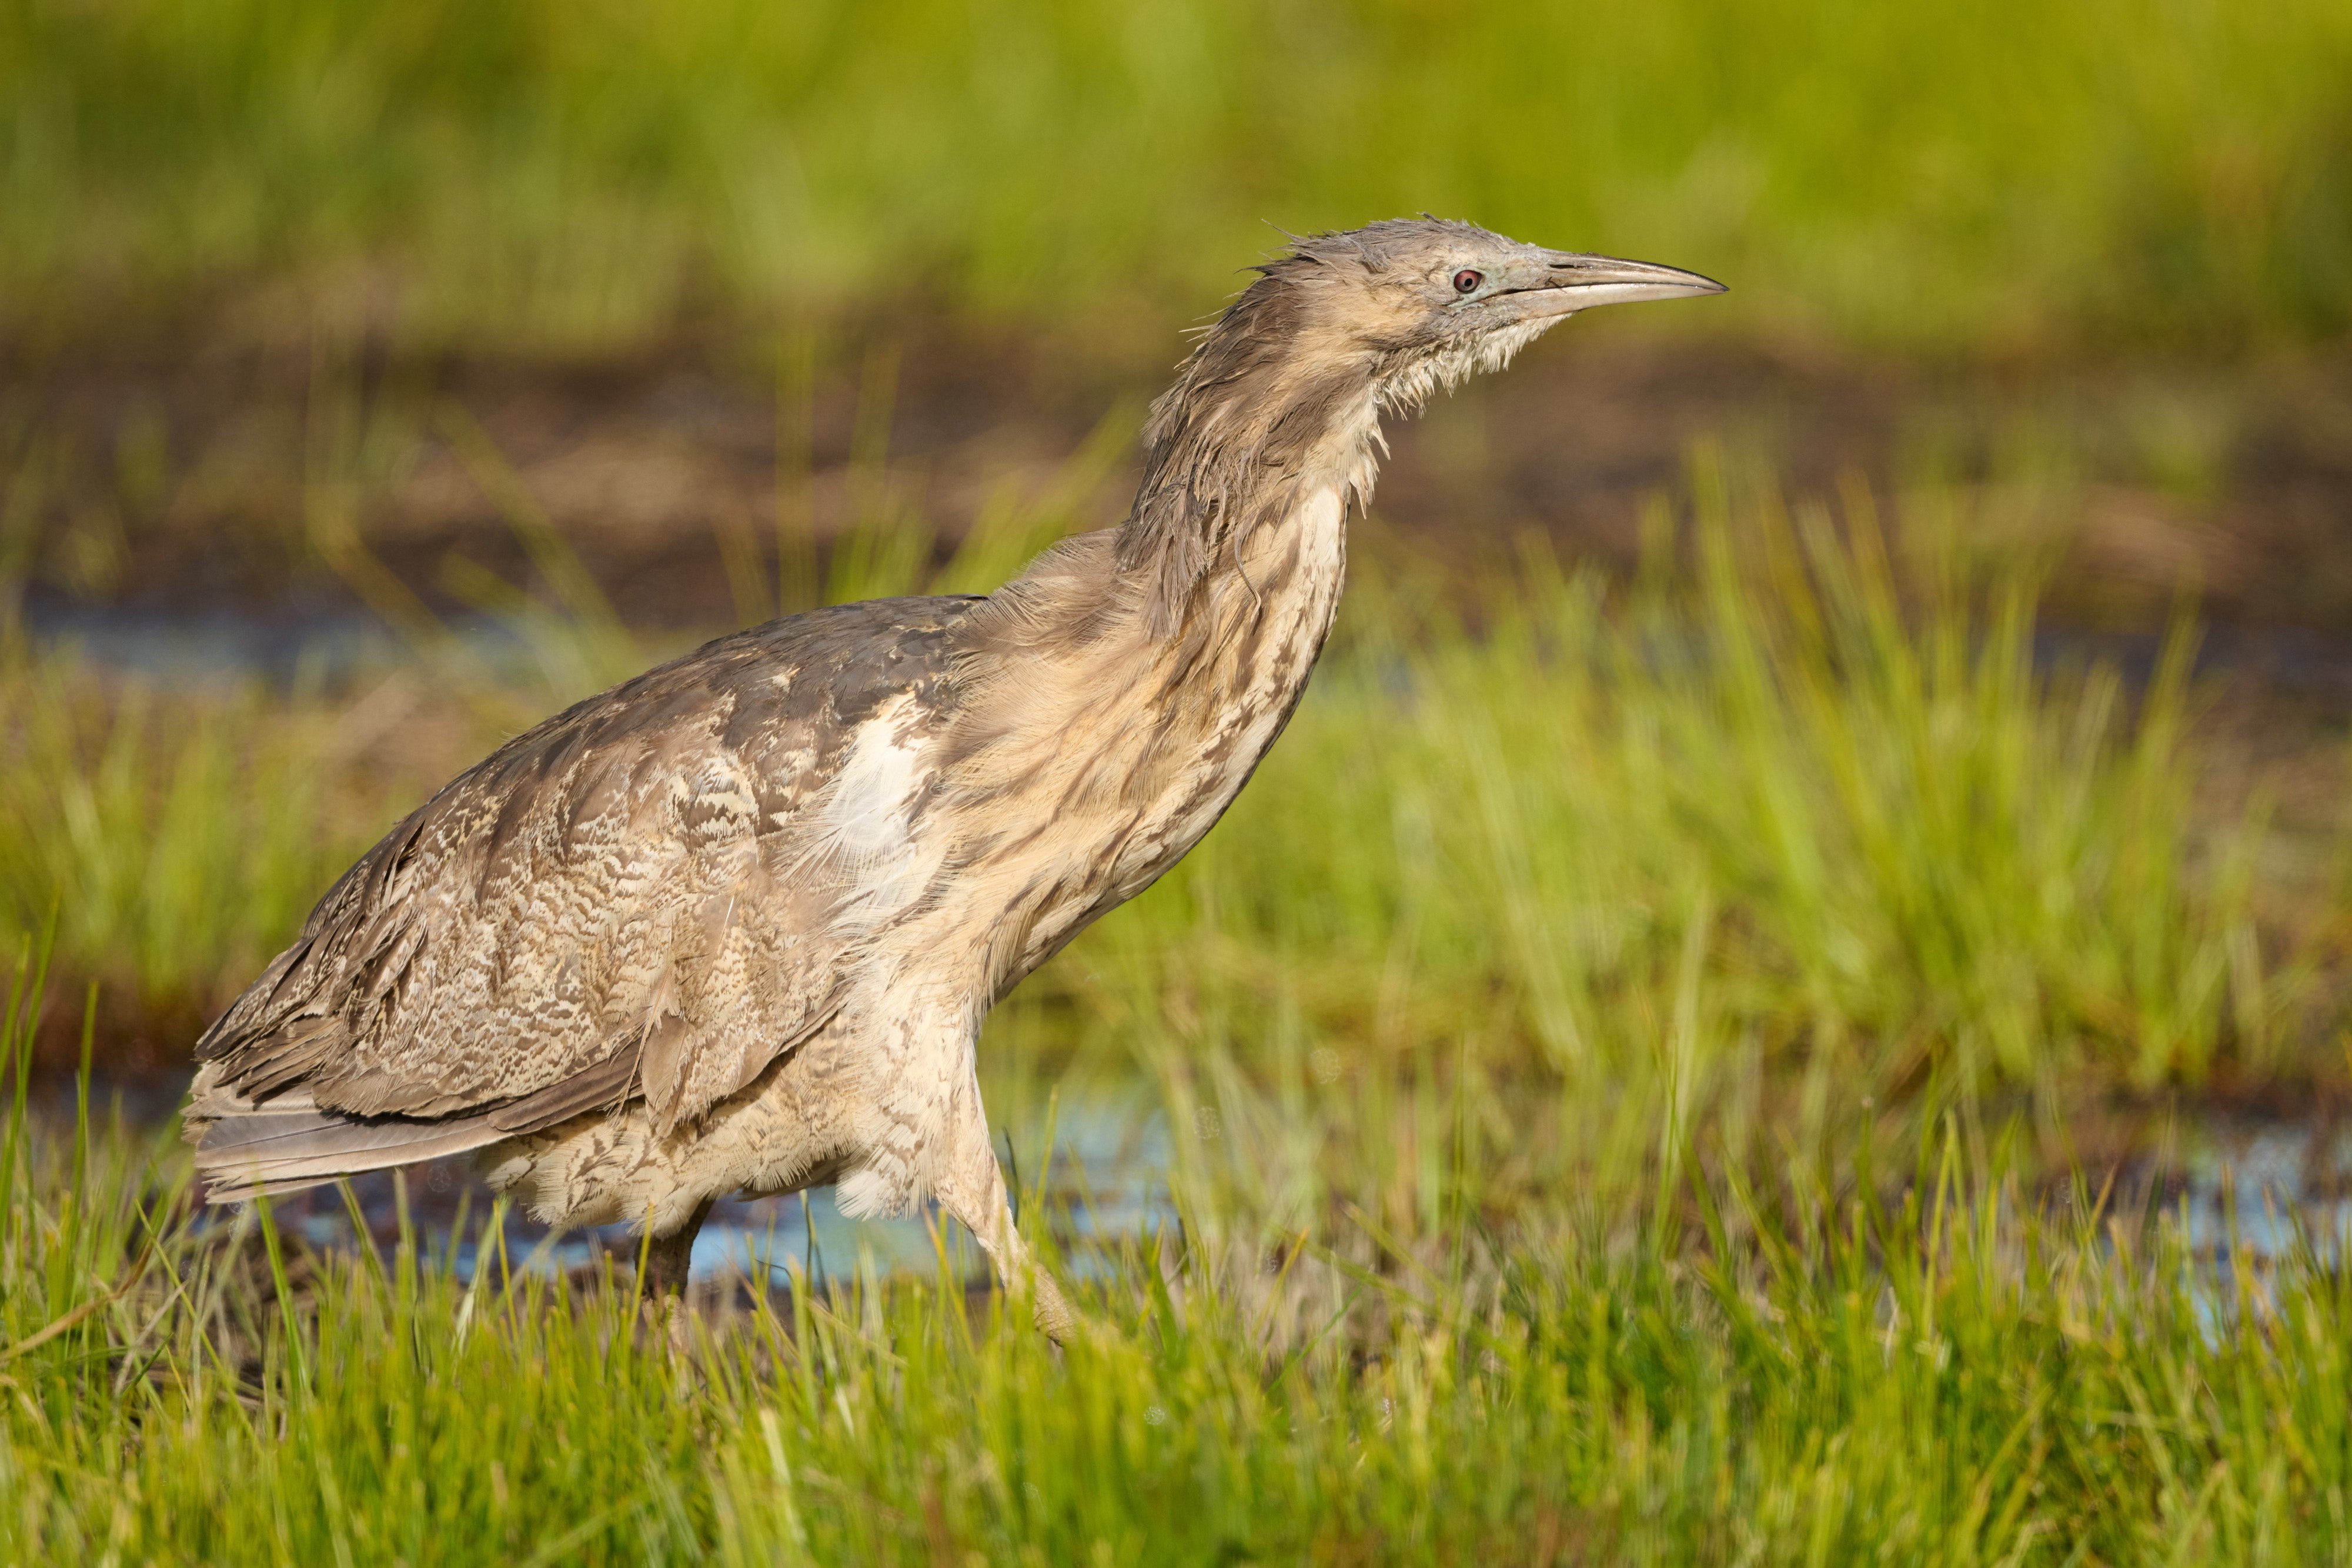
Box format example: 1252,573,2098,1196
1452,269,1484,294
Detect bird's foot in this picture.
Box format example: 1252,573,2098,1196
636,1198,714,1357
1023,1264,1078,1345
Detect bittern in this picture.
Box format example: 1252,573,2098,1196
185,219,1722,1336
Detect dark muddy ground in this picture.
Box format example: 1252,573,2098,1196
9,317,2352,638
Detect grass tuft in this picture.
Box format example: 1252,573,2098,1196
4,971,2350,1562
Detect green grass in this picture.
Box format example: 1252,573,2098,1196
3,450,2321,1103
8,959,2352,1563
0,637,363,1021
7,8,2348,1543
4,0,2349,356
1,447,2343,1556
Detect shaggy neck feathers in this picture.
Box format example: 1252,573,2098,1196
1113,262,1385,636
1110,253,1558,636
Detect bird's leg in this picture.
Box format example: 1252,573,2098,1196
930,1085,1075,1342
640,1197,714,1300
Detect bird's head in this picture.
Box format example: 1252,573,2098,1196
1239,216,1725,411
1120,218,1723,628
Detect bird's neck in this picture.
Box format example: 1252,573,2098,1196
1112,309,1387,637
947,329,1387,825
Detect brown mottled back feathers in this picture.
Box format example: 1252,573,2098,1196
196,596,977,1138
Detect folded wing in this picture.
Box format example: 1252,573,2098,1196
188,598,974,1197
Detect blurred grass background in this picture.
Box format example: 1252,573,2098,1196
6,2,2352,1554
1,0,2347,1100
6,454,2334,1117
4,0,2350,356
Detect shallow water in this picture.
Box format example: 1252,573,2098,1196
21,594,596,691
2171,1115,2352,1263
25,594,2352,713
46,1025,2352,1307
62,1068,2352,1306
182,1088,1180,1290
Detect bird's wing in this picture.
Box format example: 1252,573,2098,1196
193,598,974,1142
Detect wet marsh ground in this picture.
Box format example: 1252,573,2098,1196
8,0,2352,1552
6,347,2352,1556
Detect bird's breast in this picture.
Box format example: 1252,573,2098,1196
980,486,1351,987
860,484,1349,1009
1112,483,1349,881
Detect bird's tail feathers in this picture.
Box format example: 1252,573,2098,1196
189,1090,510,1203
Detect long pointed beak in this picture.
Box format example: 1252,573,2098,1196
1514,252,1726,317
